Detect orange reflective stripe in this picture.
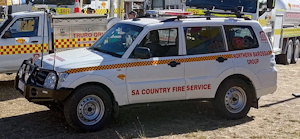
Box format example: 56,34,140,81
0,44,48,55
65,51,272,74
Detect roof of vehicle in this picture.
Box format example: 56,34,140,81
119,17,258,27
12,11,45,17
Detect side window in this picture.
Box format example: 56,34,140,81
185,26,226,55
137,28,178,57
224,26,259,51
7,17,39,38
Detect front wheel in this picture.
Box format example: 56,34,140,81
279,40,293,65
214,78,253,119
292,40,300,64
64,85,112,132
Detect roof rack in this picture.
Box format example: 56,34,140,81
139,6,251,23
197,6,250,20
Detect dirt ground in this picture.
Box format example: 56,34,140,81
0,63,300,139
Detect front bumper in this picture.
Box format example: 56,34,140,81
14,59,72,102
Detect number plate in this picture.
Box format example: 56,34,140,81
18,81,25,92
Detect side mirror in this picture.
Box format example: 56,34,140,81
85,0,91,4
3,31,11,39
267,0,275,9
133,47,151,59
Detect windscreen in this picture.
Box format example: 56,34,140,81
186,0,258,13
91,23,143,58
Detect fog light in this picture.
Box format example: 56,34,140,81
42,90,48,94
31,88,38,96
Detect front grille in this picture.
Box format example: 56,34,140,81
17,59,57,88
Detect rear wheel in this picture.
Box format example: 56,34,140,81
214,78,253,119
64,85,112,132
279,40,293,65
292,39,299,64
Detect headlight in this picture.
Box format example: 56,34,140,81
43,72,57,89
58,72,69,82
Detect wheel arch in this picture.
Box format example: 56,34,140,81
66,75,126,107
215,73,258,108
73,82,116,105
215,67,261,103
216,74,256,98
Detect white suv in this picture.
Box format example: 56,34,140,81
15,16,277,132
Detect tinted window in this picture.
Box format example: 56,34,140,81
185,26,226,55
136,28,178,57
224,26,259,51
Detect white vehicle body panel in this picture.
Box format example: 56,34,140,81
27,18,277,106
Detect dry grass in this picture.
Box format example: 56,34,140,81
1,63,300,139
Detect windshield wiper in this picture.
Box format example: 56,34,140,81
95,48,121,58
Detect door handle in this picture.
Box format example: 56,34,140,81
168,61,181,67
30,41,39,43
216,57,228,63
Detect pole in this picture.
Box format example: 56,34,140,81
118,0,122,19
80,0,83,10
41,9,46,68
110,0,114,18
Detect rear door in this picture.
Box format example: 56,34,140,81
183,25,234,99
223,25,271,74
0,16,46,73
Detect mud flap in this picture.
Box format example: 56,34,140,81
252,99,259,109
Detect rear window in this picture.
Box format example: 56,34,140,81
224,26,259,51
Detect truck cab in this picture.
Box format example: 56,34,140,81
0,11,49,73
0,10,108,74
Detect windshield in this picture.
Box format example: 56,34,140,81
91,23,143,58
258,0,267,16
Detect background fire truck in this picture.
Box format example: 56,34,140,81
186,0,300,65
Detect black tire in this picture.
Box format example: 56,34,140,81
214,78,253,119
292,40,299,64
64,85,112,132
279,40,293,65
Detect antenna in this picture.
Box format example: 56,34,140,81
41,9,46,68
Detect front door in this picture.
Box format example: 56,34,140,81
126,27,186,104
0,16,46,73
